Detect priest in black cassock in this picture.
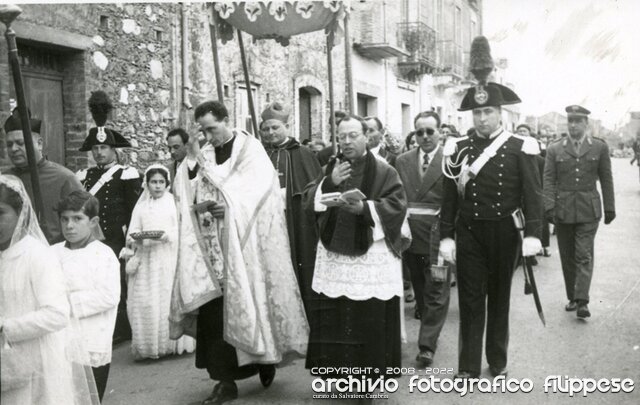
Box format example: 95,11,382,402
260,102,322,311
303,115,410,398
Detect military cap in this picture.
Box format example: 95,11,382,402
459,82,521,112
3,108,42,134
565,105,590,117
261,102,289,123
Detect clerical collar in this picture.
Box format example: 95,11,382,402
97,161,117,170
215,134,235,150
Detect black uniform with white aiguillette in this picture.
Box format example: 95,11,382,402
440,130,542,376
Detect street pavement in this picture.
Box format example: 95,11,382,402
104,158,640,405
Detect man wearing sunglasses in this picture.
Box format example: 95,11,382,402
395,111,450,368
543,105,615,319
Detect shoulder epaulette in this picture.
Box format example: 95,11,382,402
443,136,468,156
591,136,606,143
76,169,87,181
511,134,540,155
121,166,140,180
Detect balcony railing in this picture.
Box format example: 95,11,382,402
396,22,437,77
437,40,463,78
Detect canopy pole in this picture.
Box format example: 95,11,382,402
343,13,355,114
208,5,224,102
1,6,44,218
237,29,259,137
326,30,337,155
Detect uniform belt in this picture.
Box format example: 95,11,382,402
557,187,597,192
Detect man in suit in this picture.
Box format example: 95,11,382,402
395,111,450,367
364,116,397,166
543,105,615,319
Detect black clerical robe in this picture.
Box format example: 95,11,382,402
263,137,322,305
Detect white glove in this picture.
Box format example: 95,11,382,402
522,237,542,257
439,238,456,264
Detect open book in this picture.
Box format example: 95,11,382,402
320,188,366,207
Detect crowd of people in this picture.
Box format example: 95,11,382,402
0,35,618,405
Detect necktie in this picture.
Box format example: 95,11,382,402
422,153,430,175
574,141,580,151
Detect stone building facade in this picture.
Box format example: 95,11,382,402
0,1,483,173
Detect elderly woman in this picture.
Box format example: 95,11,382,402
0,175,98,405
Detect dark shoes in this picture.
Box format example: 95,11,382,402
415,350,434,367
259,364,276,388
454,371,479,380
202,381,238,405
565,300,578,311
414,306,421,320
543,247,551,257
489,366,508,377
577,303,591,319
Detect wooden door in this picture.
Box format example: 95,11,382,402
24,73,65,164
9,45,66,165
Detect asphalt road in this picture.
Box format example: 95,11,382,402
105,158,640,405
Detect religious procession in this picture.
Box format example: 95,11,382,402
1,1,639,405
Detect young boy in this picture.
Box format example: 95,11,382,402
53,190,121,402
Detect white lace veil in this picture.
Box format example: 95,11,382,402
0,174,100,405
0,174,47,247
139,163,172,204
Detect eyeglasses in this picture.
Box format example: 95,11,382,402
415,128,436,137
337,132,364,142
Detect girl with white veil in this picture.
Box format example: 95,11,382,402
124,164,195,359
0,174,99,404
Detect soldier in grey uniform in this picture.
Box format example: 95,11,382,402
543,105,615,319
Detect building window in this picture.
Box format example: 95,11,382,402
154,29,163,41
223,84,230,98
357,93,378,117
100,15,110,30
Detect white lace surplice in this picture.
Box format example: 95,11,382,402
312,179,408,341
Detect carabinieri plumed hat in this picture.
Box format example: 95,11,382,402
79,90,131,152
459,36,521,112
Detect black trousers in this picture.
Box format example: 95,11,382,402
195,297,259,382
92,363,110,402
404,251,451,352
456,216,518,375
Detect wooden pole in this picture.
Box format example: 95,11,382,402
343,13,355,114
2,7,44,218
208,5,224,102
326,30,337,154
237,29,259,137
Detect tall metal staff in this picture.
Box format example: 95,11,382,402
0,4,44,217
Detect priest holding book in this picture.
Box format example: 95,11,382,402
303,114,410,397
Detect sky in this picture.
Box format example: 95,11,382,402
483,0,640,129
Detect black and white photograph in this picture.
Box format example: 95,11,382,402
0,0,639,404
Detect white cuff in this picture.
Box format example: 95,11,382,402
313,178,328,212
367,200,385,241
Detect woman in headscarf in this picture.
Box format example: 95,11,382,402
0,174,98,405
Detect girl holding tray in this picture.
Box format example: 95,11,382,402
124,164,195,360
